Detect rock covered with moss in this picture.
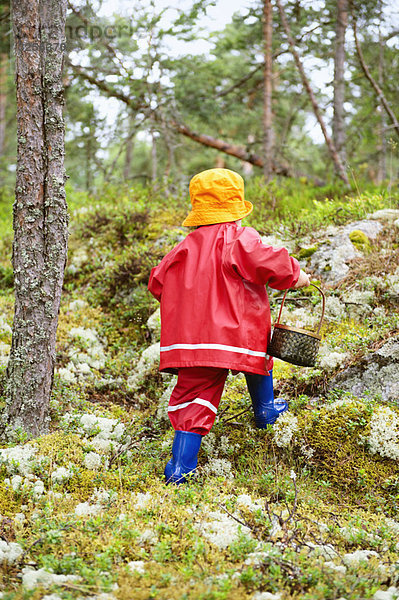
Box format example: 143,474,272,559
307,219,382,284
330,335,399,404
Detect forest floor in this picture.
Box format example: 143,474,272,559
0,179,399,600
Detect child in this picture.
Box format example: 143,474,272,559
148,168,310,484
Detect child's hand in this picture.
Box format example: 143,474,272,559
293,270,310,289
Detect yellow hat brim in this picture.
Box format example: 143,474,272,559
182,200,253,227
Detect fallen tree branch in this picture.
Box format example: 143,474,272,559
69,60,325,181
171,120,291,175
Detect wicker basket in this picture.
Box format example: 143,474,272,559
268,284,325,367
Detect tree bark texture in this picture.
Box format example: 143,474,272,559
276,0,349,186
262,0,274,181
2,0,68,438
332,0,348,165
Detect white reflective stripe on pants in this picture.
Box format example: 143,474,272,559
168,397,218,415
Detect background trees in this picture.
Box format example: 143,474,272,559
1,0,396,193
0,0,398,192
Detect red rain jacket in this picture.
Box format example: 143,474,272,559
148,222,300,375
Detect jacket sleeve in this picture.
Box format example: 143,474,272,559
226,226,300,290
148,262,165,301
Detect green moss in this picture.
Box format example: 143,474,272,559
324,317,391,356
290,399,399,512
65,468,113,497
56,303,104,350
0,264,13,290
349,229,372,251
35,431,86,466
0,483,21,515
298,245,318,260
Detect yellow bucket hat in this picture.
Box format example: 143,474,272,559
182,168,253,227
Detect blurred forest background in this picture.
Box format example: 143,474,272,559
0,0,398,194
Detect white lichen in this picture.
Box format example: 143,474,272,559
0,540,23,564
368,407,399,461
74,502,102,517
127,560,146,575
127,343,160,391
84,452,102,470
21,567,80,590
203,458,234,480
197,509,251,549
273,412,298,447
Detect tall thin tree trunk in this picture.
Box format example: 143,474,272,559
352,15,399,140
86,133,93,193
276,0,349,186
151,130,157,183
123,112,135,182
163,127,175,182
377,7,386,182
332,0,348,166
263,0,273,181
0,1,10,160
0,53,7,157
2,0,68,439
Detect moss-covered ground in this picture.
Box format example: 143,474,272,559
0,179,398,599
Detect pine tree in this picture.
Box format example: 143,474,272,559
1,0,68,438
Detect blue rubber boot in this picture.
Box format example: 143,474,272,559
245,371,288,428
164,431,202,485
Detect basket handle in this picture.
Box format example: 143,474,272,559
275,283,326,336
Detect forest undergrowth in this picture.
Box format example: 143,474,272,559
0,177,398,599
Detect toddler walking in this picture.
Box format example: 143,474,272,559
148,168,309,484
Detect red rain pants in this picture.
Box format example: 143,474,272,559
168,367,229,435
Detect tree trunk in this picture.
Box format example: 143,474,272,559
377,6,386,182
2,0,68,439
263,0,273,181
123,112,135,182
332,0,348,166
151,130,157,182
86,132,93,193
0,53,7,157
276,0,349,186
